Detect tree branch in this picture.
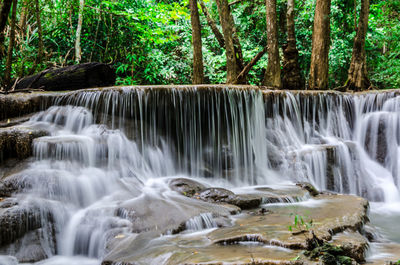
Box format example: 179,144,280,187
199,0,225,48
233,45,268,84
228,0,243,7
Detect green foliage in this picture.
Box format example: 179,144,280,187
288,213,313,233
0,0,399,88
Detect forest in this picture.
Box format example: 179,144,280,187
3,1,400,264
0,0,399,91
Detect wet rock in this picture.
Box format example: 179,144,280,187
209,194,369,250
296,182,319,197
0,158,30,181
364,114,388,164
362,224,380,242
0,126,48,163
115,192,237,234
168,178,208,197
254,185,310,203
0,198,18,208
367,243,400,265
0,228,51,263
0,169,38,197
103,236,307,265
0,114,33,128
197,188,262,210
103,193,368,265
198,187,235,202
0,204,53,246
331,231,368,263
0,93,58,121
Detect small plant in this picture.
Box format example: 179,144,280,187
288,213,313,235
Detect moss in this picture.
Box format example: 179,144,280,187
305,243,354,265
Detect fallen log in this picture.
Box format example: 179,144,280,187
12,62,116,91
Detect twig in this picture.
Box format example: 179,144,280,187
228,0,243,6
10,77,19,92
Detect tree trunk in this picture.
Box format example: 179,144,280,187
190,0,204,84
13,63,116,91
263,0,281,88
344,0,371,91
282,0,304,90
3,0,17,89
308,0,331,90
18,0,28,39
75,0,85,63
29,0,44,75
0,0,13,60
199,0,225,48
216,0,240,84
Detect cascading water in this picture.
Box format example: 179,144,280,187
1,87,400,264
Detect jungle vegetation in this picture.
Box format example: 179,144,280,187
0,0,399,90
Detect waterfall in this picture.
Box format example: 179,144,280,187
2,87,400,264
50,87,400,201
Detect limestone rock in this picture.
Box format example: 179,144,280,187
168,178,207,197
0,126,48,163
0,204,53,246
197,188,262,210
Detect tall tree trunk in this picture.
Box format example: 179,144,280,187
216,0,240,84
18,0,28,39
4,0,17,89
344,0,371,91
308,0,331,90
189,0,204,84
29,0,44,75
263,0,281,88
0,0,13,60
282,0,304,90
75,0,85,63
199,0,225,48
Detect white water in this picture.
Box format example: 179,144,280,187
2,88,400,264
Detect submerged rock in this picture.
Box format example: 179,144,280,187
103,193,369,265
0,228,51,263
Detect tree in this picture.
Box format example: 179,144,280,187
29,0,44,75
0,0,13,60
75,0,85,63
282,0,303,90
216,0,240,84
199,0,224,48
263,0,281,88
189,0,204,84
308,0,331,90
344,0,371,91
4,0,17,89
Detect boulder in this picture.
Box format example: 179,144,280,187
168,178,207,197
0,126,48,163
0,204,51,246
331,231,368,263
296,182,319,197
197,188,262,210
